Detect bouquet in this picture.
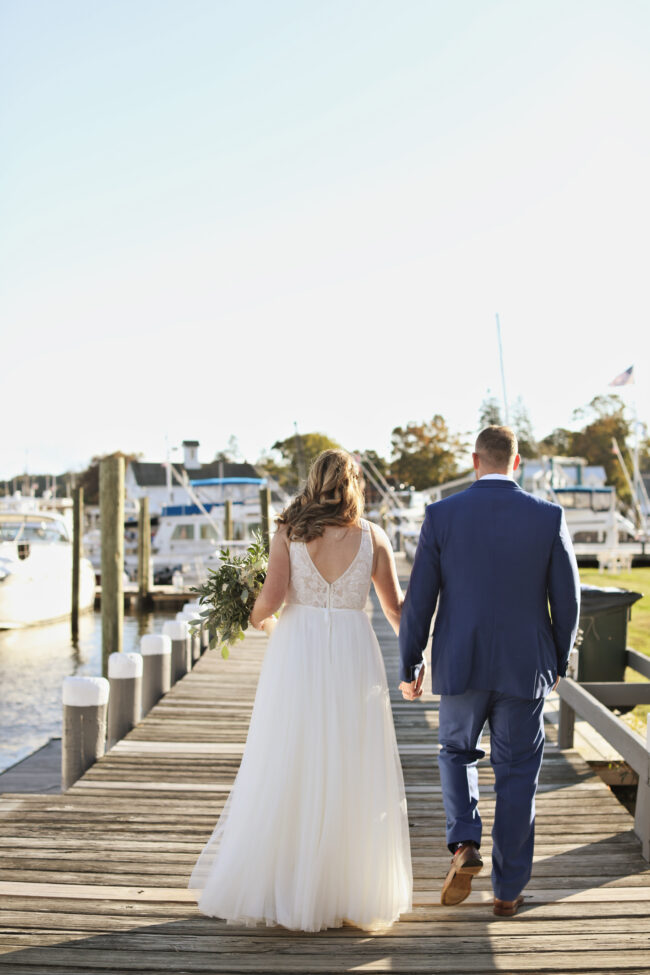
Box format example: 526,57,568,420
190,532,269,658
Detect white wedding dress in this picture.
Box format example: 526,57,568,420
189,519,412,931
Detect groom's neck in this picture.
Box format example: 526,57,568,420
474,465,513,480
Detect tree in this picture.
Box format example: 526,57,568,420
570,395,632,502
353,449,392,505
76,452,141,505
214,435,243,463
538,427,574,457
258,432,340,491
355,449,390,480
511,397,537,459
478,393,503,429
390,416,469,490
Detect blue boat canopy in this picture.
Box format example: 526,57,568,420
162,501,249,517
554,486,613,493
188,477,266,486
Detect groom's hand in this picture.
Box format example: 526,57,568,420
399,661,426,701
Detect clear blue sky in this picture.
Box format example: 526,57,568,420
1,0,649,477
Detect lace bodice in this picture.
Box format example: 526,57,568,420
285,520,373,611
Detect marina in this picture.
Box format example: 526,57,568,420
1,562,649,972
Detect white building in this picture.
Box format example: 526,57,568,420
125,441,265,517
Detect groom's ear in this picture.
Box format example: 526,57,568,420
472,452,480,472
513,453,521,472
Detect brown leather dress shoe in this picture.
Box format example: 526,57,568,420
493,895,525,916
440,842,483,906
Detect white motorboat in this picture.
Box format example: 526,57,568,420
403,459,641,564
145,476,281,585
0,495,96,629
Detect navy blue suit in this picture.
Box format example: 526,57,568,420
399,477,580,900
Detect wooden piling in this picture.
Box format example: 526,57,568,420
260,485,271,550
224,498,233,540
140,634,172,714
71,485,83,644
100,455,124,676
137,496,152,609
107,652,143,749
61,676,109,791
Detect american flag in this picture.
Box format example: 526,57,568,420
609,365,634,387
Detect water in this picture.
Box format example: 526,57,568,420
0,610,176,772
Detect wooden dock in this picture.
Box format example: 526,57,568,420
1,563,650,973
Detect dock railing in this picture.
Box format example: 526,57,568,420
558,646,650,860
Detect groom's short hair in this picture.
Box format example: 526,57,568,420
475,426,518,470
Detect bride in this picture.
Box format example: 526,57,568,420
189,448,413,931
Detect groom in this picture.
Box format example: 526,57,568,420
398,426,580,916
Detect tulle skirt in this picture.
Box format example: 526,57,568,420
189,603,413,932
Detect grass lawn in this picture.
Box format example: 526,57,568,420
578,566,650,735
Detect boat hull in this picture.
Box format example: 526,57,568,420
0,547,96,630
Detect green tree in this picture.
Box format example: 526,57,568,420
356,449,390,480
538,427,574,456
259,432,340,491
511,397,537,459
76,452,141,505
478,393,502,429
390,416,469,490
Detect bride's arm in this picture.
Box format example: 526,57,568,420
369,523,404,635
250,526,290,630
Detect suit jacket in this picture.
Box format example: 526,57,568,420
399,478,580,699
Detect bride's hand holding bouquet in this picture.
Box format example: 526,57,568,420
191,533,274,658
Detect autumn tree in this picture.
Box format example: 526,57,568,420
390,416,469,490
569,395,632,502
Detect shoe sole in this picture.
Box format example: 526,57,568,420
440,862,483,906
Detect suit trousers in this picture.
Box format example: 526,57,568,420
437,689,546,901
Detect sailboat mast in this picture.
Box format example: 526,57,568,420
496,313,509,424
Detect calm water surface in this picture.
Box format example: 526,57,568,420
0,610,176,772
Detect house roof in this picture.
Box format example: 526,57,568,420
128,460,260,487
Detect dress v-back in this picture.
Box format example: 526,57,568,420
287,519,373,609
189,519,413,932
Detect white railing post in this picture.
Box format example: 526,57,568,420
634,719,650,861
558,649,579,750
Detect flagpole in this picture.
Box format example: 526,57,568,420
495,313,509,424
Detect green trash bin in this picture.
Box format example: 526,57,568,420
577,585,643,683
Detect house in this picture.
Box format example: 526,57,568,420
125,441,264,517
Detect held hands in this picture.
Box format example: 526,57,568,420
399,660,426,701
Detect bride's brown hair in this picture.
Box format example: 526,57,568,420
277,449,364,542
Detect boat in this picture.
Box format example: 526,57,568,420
402,457,643,566
144,476,281,585
0,495,96,629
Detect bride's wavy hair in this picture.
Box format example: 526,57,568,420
277,449,365,542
